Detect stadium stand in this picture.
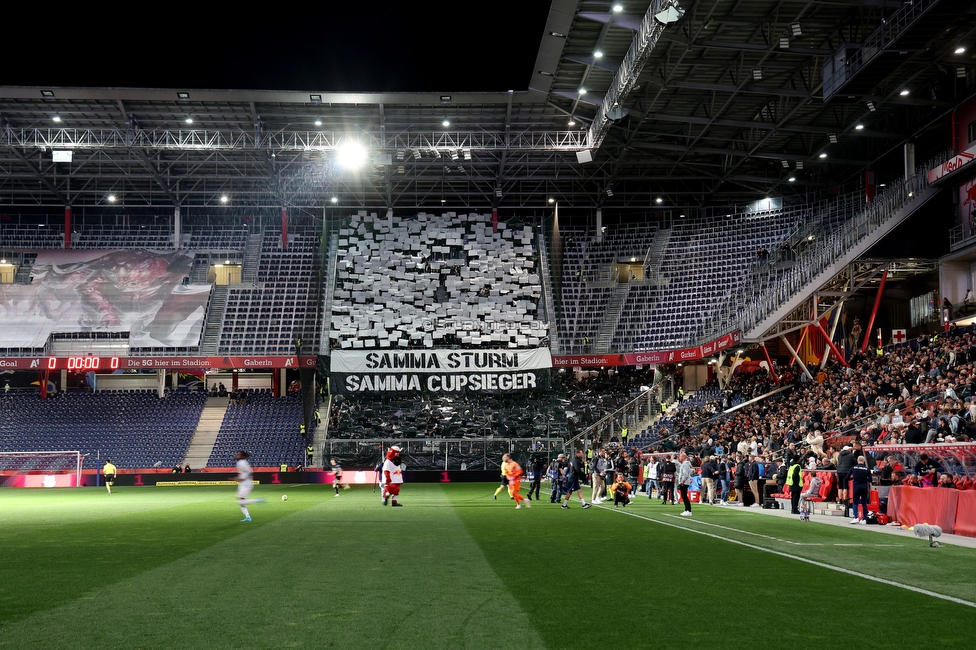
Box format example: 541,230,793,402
218,230,320,355
0,391,206,469
329,212,546,350
206,391,307,467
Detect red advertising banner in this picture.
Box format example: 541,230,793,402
928,143,976,184
552,331,741,368
0,356,318,371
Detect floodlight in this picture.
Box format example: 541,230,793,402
899,89,910,96
568,119,576,126
52,115,62,123
330,196,338,204
606,187,613,197
314,119,323,127
185,117,193,124
956,46,966,54
779,37,790,49
578,88,587,95
788,177,796,182
594,51,603,59
855,124,864,130
781,160,789,168
655,197,663,204
548,198,555,204
654,3,684,24
337,141,368,169
612,4,623,12
819,152,827,159
790,22,802,36
828,133,838,143
220,195,228,204
107,194,116,203
866,100,876,112
752,68,763,81
442,119,450,127
463,149,471,160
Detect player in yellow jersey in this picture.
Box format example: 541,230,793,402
501,454,529,509
102,459,117,494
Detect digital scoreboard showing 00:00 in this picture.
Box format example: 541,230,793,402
47,357,120,370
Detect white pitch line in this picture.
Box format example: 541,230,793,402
661,514,824,545
600,505,976,609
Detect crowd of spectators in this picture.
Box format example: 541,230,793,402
629,325,976,489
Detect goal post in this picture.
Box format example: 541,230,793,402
0,451,83,488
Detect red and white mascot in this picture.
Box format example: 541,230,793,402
382,445,404,507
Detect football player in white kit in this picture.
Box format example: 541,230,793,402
234,451,264,521
381,445,404,507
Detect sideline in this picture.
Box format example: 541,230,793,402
598,505,976,609
660,513,904,547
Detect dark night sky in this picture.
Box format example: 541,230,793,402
6,3,552,92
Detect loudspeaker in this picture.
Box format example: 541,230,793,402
576,149,593,164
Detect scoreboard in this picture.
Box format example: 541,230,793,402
48,356,120,370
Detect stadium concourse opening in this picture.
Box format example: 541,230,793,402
4,0,976,645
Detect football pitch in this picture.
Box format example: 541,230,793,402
1,483,973,649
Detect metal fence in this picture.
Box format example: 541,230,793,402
321,437,569,471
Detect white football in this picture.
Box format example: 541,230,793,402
281,494,288,501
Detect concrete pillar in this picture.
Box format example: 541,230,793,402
904,143,915,180
174,206,181,249
595,208,603,243
157,369,166,398
60,368,67,392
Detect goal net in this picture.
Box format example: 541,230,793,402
0,451,83,488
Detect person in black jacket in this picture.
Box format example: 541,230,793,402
526,454,545,501
659,456,677,505
560,449,592,510
700,456,718,505
746,454,762,508
733,453,748,506
848,456,873,524
835,446,856,505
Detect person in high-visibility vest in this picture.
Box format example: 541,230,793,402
299,423,306,437
306,444,314,466
102,459,117,494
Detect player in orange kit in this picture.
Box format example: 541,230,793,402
501,454,530,509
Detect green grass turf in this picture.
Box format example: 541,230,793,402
1,483,974,649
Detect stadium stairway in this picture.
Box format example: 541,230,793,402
200,285,228,355
643,228,671,285
181,396,230,468
593,285,630,353
242,230,264,283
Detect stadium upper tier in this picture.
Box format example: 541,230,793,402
328,212,547,351
557,207,805,354
218,231,320,355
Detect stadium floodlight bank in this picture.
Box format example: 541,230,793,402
0,451,83,488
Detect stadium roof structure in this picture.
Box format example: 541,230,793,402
2,0,976,213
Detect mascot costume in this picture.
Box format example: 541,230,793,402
382,445,405,507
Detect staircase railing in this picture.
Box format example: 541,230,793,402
538,231,559,352
697,164,936,343
319,232,339,356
